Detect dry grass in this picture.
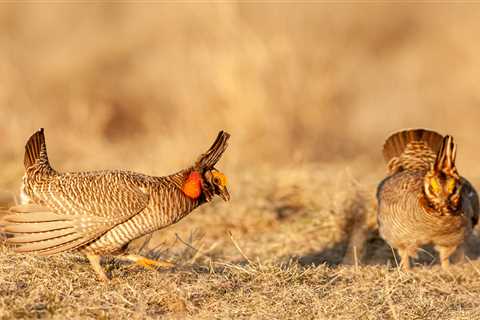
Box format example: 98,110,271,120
2,3,480,319
2,165,480,319
3,246,480,320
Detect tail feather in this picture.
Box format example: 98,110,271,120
24,128,50,170
382,129,444,173
195,131,230,170
383,129,444,162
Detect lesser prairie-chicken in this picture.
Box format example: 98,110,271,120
377,129,479,270
2,129,230,280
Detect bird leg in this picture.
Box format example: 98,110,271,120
451,244,466,264
120,254,174,271
436,245,457,269
86,254,109,281
398,248,411,271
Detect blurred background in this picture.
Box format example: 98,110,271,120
0,3,480,191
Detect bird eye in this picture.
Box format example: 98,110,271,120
430,178,441,193
446,178,456,193
211,171,227,186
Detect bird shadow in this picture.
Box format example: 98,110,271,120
106,231,236,275
290,229,480,268
101,227,480,275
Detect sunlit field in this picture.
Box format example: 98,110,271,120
1,4,480,319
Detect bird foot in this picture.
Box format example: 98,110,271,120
123,254,174,271
96,270,111,282
86,254,111,281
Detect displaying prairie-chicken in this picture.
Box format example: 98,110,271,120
377,129,479,270
2,128,230,280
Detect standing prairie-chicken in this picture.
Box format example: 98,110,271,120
377,129,479,270
2,129,230,280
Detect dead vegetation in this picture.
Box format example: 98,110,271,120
2,3,480,319
2,166,480,319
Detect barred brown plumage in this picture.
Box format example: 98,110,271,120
377,128,479,270
3,128,231,281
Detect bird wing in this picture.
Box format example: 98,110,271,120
4,172,149,255
460,178,479,227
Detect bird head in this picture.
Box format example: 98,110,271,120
182,169,230,202
203,169,230,201
182,131,230,202
423,135,462,214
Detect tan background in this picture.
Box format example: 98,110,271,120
2,4,480,319
1,4,480,186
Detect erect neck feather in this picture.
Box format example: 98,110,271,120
181,170,202,199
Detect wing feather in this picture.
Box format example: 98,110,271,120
6,229,76,243
5,172,150,255
14,233,83,253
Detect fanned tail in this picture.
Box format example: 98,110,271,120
195,131,230,170
383,129,444,161
382,129,444,173
24,128,51,170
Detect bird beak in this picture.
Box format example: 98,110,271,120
219,187,230,201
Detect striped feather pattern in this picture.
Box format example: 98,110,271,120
378,172,468,249
4,204,115,254
377,129,479,268
383,129,443,173
24,128,49,170
5,129,230,258
195,131,230,170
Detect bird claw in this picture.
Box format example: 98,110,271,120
121,254,174,271
135,257,174,270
